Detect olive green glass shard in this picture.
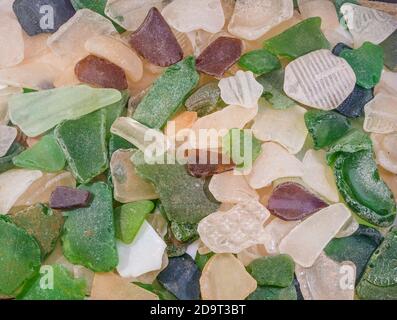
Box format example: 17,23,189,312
133,56,199,129
238,49,281,75
55,110,108,184
247,283,297,300
247,255,295,288
185,82,224,117
304,110,351,150
9,85,122,137
114,200,155,244
222,128,262,168
380,30,397,72
0,216,41,296
10,204,64,259
108,133,135,158
61,182,118,272
17,264,86,300
333,150,396,227
0,142,24,173
13,134,66,172
256,70,295,109
326,129,372,164
170,221,198,243
325,225,383,282
263,17,330,60
132,151,219,224
357,228,397,300
103,90,130,140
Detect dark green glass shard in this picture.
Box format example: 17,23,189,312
247,283,297,300
333,150,396,227
304,110,351,150
62,182,118,272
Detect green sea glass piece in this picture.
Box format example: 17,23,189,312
22,88,37,93
195,252,214,271
325,225,383,282
133,56,199,129
9,85,122,137
357,228,397,300
222,128,262,169
132,151,220,224
103,90,129,139
238,49,281,75
170,221,198,243
380,30,397,72
18,264,86,300
114,200,155,244
256,70,295,109
13,134,66,172
165,228,187,258
247,283,297,300
61,182,118,272
55,110,108,184
0,142,24,173
10,204,64,259
340,42,384,89
326,129,372,164
247,255,295,288
0,217,41,296
185,82,224,117
70,0,126,33
108,133,135,158
304,110,351,150
263,17,330,60
136,280,177,300
333,150,397,227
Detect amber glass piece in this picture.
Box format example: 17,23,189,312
187,150,235,178
196,37,243,77
75,55,128,90
129,7,183,67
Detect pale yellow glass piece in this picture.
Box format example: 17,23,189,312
110,149,158,203
296,253,356,300
200,253,257,300
279,203,351,267
218,71,264,109
209,171,259,203
248,142,304,189
298,0,340,30
188,105,258,150
364,93,397,134
0,169,43,214
197,200,270,253
372,133,397,174
162,0,225,33
302,149,339,202
85,36,143,82
228,0,294,41
0,16,24,68
237,245,268,266
252,103,307,154
14,171,76,207
90,272,159,300
284,49,356,110
263,218,300,254
47,9,117,64
111,117,170,155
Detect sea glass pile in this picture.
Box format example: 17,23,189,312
1,0,397,301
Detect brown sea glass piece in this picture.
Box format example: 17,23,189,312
75,55,128,90
129,7,183,67
267,182,328,221
49,186,91,210
196,36,243,77
187,150,235,178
